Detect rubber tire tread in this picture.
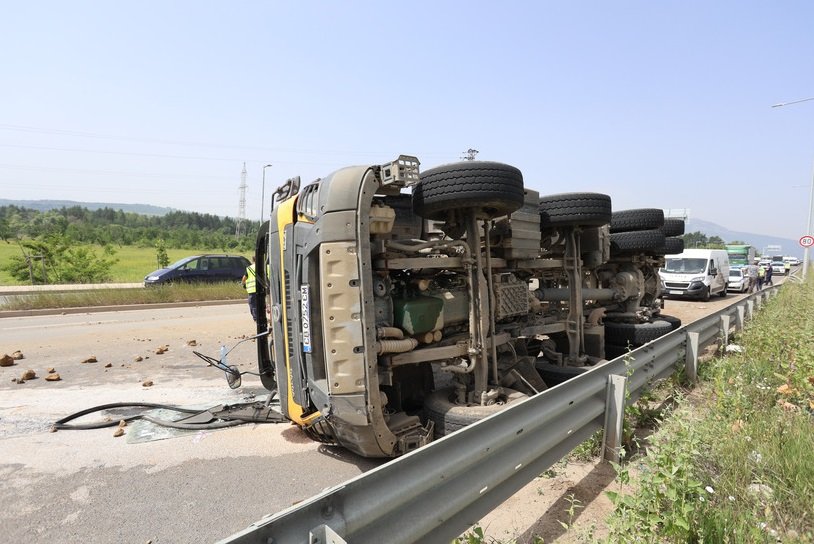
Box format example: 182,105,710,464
534,362,590,387
605,343,633,360
604,319,673,345
423,387,527,438
610,208,665,233
610,229,665,256
538,192,612,228
413,161,525,220
664,237,684,255
661,218,685,237
658,314,682,331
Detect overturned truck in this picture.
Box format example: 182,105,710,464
252,156,682,457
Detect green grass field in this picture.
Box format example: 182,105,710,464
0,242,253,285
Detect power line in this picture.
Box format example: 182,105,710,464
0,162,230,180
0,123,456,158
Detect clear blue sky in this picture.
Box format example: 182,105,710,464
2,1,814,241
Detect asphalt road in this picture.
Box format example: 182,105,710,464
0,279,782,543
0,304,381,544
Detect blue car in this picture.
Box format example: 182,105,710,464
144,254,250,286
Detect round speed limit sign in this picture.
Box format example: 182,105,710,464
801,235,814,248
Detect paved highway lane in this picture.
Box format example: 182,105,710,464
0,305,381,544
0,277,786,543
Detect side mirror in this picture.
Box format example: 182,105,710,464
225,365,241,389
710,268,717,276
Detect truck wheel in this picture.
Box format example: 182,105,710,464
609,230,666,256
702,286,710,302
538,192,612,228
664,237,684,255
605,343,633,360
661,218,685,237
423,387,528,438
610,208,665,233
719,287,727,298
604,319,673,346
412,161,525,221
657,314,682,331
534,362,590,387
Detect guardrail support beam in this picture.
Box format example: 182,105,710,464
310,524,347,544
602,374,627,463
746,300,754,320
685,331,700,383
720,315,731,348
736,306,745,331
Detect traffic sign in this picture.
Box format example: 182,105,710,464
800,235,814,248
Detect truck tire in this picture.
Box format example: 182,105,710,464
534,362,590,387
423,387,528,438
412,161,525,221
664,236,684,255
657,314,682,331
538,192,612,228
610,208,664,233
605,343,633,360
604,319,673,346
661,218,685,237
610,230,666,256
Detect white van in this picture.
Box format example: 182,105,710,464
659,249,730,301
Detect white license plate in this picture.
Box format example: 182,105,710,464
669,290,683,295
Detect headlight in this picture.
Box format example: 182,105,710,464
146,275,160,281
690,276,705,283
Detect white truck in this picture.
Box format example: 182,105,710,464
659,249,730,301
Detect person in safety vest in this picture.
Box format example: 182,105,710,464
242,256,258,322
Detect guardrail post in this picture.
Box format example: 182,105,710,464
602,374,627,463
735,306,745,331
310,524,347,544
746,299,754,320
685,331,700,383
754,294,762,310
719,315,731,347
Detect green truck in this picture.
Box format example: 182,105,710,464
725,244,755,269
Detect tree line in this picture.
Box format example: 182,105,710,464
0,205,259,250
0,205,259,284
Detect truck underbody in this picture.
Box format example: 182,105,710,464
253,156,680,457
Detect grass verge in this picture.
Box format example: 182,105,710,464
0,282,246,311
605,278,814,543
0,242,251,284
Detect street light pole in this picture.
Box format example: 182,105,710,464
803,161,814,280
772,98,814,280
260,164,273,224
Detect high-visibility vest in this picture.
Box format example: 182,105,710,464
758,266,765,278
245,264,257,294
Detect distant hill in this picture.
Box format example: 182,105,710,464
685,218,803,259
0,199,174,216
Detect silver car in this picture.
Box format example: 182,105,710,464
771,261,786,275
727,268,748,293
